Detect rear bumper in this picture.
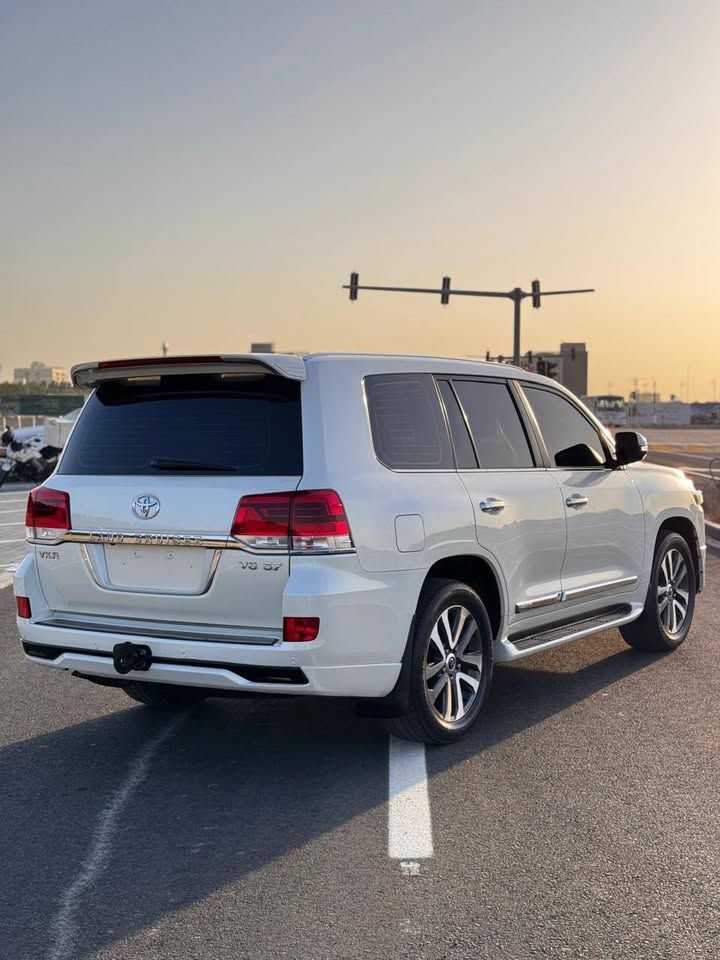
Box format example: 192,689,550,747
14,552,415,698
21,637,400,697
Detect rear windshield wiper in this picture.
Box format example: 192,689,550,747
149,457,239,473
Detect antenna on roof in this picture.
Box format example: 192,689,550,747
343,274,594,365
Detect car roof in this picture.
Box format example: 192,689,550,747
302,351,554,386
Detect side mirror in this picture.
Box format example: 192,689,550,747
554,443,606,469
614,431,648,465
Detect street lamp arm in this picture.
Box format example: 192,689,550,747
538,289,595,296
341,283,510,299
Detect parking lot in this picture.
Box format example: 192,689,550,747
2,469,719,959
0,484,31,589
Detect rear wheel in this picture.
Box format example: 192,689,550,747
387,579,493,744
123,681,209,707
620,532,696,652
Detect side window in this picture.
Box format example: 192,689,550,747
365,374,453,470
437,380,477,469
452,379,535,469
524,386,608,468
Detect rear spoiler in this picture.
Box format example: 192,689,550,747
71,353,307,389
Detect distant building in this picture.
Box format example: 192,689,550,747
13,361,69,385
529,342,588,397
476,342,588,396
629,401,692,427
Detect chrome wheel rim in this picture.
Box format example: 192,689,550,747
424,605,483,725
657,548,690,636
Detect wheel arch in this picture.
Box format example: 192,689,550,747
656,515,701,588
422,553,504,641
358,552,504,718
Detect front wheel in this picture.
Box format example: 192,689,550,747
620,532,696,652
387,579,494,744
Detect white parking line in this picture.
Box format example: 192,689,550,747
48,715,187,960
0,538,24,544
388,736,434,865
0,520,24,526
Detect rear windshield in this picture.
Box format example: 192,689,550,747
59,374,302,476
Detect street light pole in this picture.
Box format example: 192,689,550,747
511,288,522,365
343,274,594,365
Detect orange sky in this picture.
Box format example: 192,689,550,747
2,1,718,400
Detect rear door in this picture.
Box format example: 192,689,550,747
519,384,645,610
35,366,303,634
438,377,567,624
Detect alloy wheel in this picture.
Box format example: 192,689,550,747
424,605,483,725
657,548,690,636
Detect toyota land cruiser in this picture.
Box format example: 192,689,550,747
14,353,705,743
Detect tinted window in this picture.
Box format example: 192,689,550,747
437,380,477,468
60,374,302,475
453,380,534,469
365,374,453,469
524,386,607,468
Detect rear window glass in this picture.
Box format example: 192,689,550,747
365,374,453,470
59,374,302,476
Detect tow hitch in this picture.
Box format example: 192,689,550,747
113,641,152,674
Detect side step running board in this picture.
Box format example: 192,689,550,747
508,604,634,653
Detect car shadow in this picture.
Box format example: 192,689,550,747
1,633,658,960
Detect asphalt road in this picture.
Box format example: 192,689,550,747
2,556,719,960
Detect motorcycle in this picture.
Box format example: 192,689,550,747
0,428,61,488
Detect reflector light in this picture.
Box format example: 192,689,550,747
26,487,71,542
283,617,319,643
231,490,353,553
16,596,31,619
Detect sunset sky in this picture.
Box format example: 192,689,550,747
2,0,718,399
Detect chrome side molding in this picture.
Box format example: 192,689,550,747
561,575,638,601
516,575,639,613
515,592,563,612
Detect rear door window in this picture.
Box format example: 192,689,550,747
437,380,477,469
365,374,453,470
59,374,303,476
452,379,535,469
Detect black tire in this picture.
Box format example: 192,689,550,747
123,681,210,707
387,578,494,744
620,532,696,652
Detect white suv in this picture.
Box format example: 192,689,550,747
14,353,705,743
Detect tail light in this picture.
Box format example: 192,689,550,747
231,494,292,550
283,616,320,642
231,490,353,553
16,596,32,619
26,487,71,542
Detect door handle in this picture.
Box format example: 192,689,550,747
566,494,589,508
479,497,506,513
